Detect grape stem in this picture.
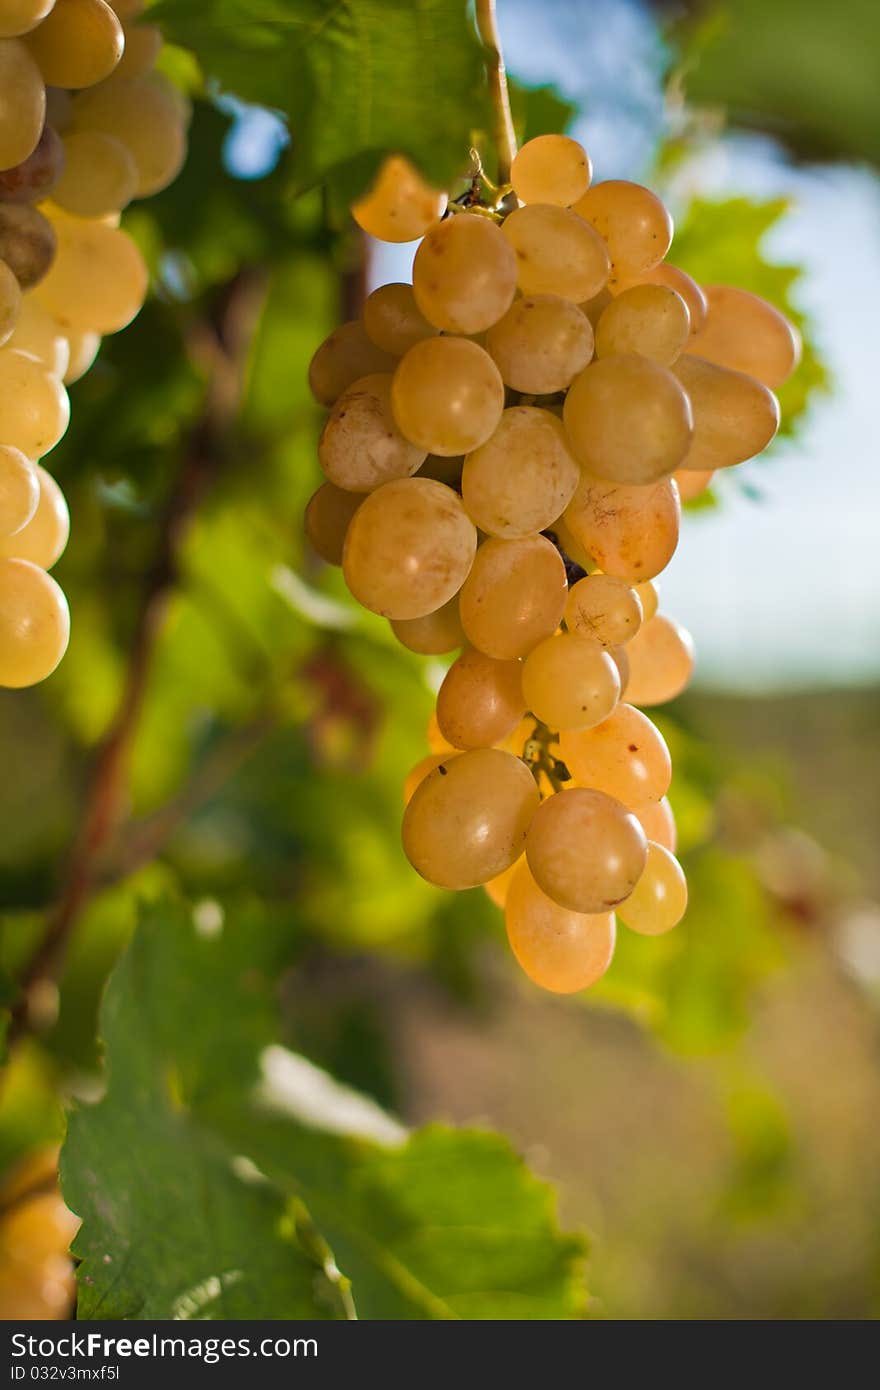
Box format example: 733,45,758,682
475,0,517,186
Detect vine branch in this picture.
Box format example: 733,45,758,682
475,0,517,186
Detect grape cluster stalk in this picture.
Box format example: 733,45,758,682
306,135,800,992
0,0,190,689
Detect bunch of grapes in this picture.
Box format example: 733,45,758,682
0,0,189,690
306,133,799,994
0,1148,79,1319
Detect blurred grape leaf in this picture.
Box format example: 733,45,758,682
678,0,880,167
63,899,587,1319
672,196,829,436
151,0,490,199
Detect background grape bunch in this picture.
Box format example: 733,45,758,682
306,133,801,994
0,0,189,692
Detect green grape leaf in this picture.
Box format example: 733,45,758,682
671,196,829,438
62,899,587,1320
678,0,880,168
150,0,491,201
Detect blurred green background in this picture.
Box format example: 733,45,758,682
2,0,879,1320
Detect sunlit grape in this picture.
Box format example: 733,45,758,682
53,129,138,216
34,211,147,334
5,293,68,374
635,262,707,334
525,786,647,913
522,632,620,731
437,647,525,749
343,477,476,620
402,747,540,889
501,203,610,301
564,573,643,647
0,445,39,538
563,474,680,581
574,180,672,288
673,355,779,471
0,38,45,169
505,861,616,993
362,282,438,356
24,0,124,87
633,579,658,622
391,595,465,655
391,337,504,456
559,702,671,807
0,1,56,38
307,319,396,407
0,348,69,456
673,467,714,501
0,556,70,686
461,407,579,539
685,285,801,388
351,155,446,243
403,751,459,806
511,133,592,207
486,293,594,394
0,463,69,567
618,841,688,934
459,533,567,659
318,373,426,492
595,283,690,365
63,327,100,383
304,482,362,565
412,212,517,334
623,613,695,706
71,73,186,195
563,354,692,484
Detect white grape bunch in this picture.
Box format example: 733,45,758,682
0,0,190,690
304,133,800,993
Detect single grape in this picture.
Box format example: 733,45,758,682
672,355,780,471
565,573,643,647
318,372,426,492
362,282,437,356
623,613,695,706
608,643,629,697
559,702,671,806
112,21,162,79
403,751,459,806
0,444,38,538
307,319,396,407
505,861,616,993
522,632,620,731
595,283,690,365
525,786,647,913
412,212,517,334
24,0,123,87
303,482,362,565
1,1190,79,1262
633,796,676,853
0,1,56,38
33,211,147,333
573,180,673,287
0,556,69,686
486,293,594,394
0,203,56,288
634,263,707,334
0,123,63,202
343,477,476,620
0,463,68,567
563,355,693,484
0,348,69,456
4,293,67,375
501,203,610,302
71,73,185,196
402,747,540,889
684,285,801,388
437,647,525,750
673,467,714,502
633,579,658,622
53,129,138,216
0,39,45,169
390,595,465,655
391,337,504,456
618,842,687,934
459,533,567,660
563,475,681,581
461,407,579,539
511,133,592,207
351,155,446,243
0,259,21,345
63,327,99,383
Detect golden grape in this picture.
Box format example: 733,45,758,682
5,293,68,373
53,129,138,216
633,796,676,853
303,482,362,565
0,555,69,686
633,579,658,622
0,444,38,538
402,747,540,889
486,293,594,394
564,573,643,647
0,463,68,567
505,861,616,993
461,406,579,538
685,285,801,388
595,283,690,365
71,73,185,195
307,319,396,407
511,133,592,207
351,155,446,243
0,38,45,169
559,702,671,806
624,613,695,706
0,259,21,345
319,372,426,492
343,477,476,620
24,0,124,87
673,467,714,501
0,347,69,456
0,1,56,37
362,282,437,356
34,209,147,333
525,786,647,912
563,354,692,484
635,262,707,334
573,180,672,287
403,751,459,806
63,327,99,382
436,647,525,750
522,632,620,731
673,354,780,471
501,203,610,301
459,533,567,659
412,212,517,334
618,841,687,934
563,474,680,581
391,594,465,655
391,336,504,456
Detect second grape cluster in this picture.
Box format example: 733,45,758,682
305,135,800,994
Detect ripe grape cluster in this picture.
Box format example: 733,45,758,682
0,1148,79,1319
0,0,188,690
306,134,800,994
